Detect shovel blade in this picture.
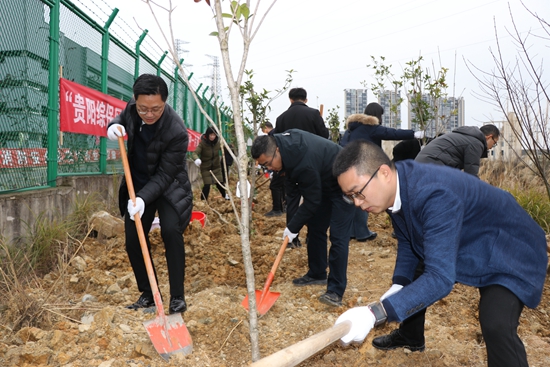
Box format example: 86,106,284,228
143,313,193,361
242,289,281,315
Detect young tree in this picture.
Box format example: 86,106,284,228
325,106,342,143
143,0,278,361
467,2,550,199
366,55,456,139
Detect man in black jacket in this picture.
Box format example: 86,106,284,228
106,74,192,314
251,130,354,307
415,125,500,177
273,88,329,248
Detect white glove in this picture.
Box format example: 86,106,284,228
107,124,126,141
283,228,298,242
380,284,403,301
194,159,202,167
414,130,425,139
335,306,376,345
127,197,145,220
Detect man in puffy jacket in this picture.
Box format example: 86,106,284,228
251,130,354,307
106,74,192,314
332,140,547,367
415,124,500,177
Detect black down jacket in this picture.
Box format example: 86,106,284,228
108,99,193,228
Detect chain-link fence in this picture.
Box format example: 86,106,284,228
0,0,230,193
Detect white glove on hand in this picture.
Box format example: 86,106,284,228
107,124,126,141
194,158,202,167
414,130,425,139
335,306,376,345
380,284,403,301
127,197,145,220
283,228,298,242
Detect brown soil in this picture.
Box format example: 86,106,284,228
1,177,549,367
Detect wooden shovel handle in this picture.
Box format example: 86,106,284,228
258,236,290,303
117,133,165,318
249,320,351,367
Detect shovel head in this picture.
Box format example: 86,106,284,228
143,313,193,361
242,289,281,315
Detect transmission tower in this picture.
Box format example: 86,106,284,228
174,39,191,69
205,54,222,102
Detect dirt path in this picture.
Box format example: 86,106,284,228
1,180,549,366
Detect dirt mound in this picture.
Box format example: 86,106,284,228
1,178,549,366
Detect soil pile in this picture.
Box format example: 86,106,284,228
1,177,549,366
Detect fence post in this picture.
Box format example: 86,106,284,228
133,30,148,80
46,0,60,188
156,51,168,76
100,8,119,174
173,58,184,109
183,72,193,128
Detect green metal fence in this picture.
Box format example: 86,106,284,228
0,0,231,193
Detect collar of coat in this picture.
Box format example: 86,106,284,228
345,114,379,129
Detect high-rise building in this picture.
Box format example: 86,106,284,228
344,89,367,117
378,90,402,129
409,96,465,136
485,113,523,161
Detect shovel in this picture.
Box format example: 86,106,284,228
118,133,193,361
242,236,290,315
249,320,352,367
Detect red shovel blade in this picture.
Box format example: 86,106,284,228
143,313,193,361
242,289,281,315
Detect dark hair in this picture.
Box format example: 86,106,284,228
133,74,169,102
480,124,500,138
251,135,277,159
205,126,217,135
333,140,393,177
364,102,384,122
263,121,273,129
289,87,307,102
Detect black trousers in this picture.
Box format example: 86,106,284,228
201,183,226,200
125,196,185,298
269,171,285,212
284,178,300,227
399,281,527,367
305,191,353,297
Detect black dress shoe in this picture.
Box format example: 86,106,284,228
126,293,155,310
357,232,377,242
372,329,425,352
292,274,327,286
169,296,187,314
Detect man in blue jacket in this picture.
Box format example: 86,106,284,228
251,129,354,306
332,140,547,367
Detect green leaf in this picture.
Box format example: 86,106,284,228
222,13,233,18
240,3,250,18
209,31,219,36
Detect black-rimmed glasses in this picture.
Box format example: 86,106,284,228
136,104,165,116
260,147,277,170
342,166,380,205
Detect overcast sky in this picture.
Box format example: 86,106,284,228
95,0,548,130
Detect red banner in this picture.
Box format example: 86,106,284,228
59,78,201,152
187,129,201,152
60,78,125,136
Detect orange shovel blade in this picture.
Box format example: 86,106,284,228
242,289,281,315
143,313,193,361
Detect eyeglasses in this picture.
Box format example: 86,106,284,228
342,166,381,205
260,147,277,170
492,136,499,146
136,104,165,116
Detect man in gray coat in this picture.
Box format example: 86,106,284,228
415,124,500,177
